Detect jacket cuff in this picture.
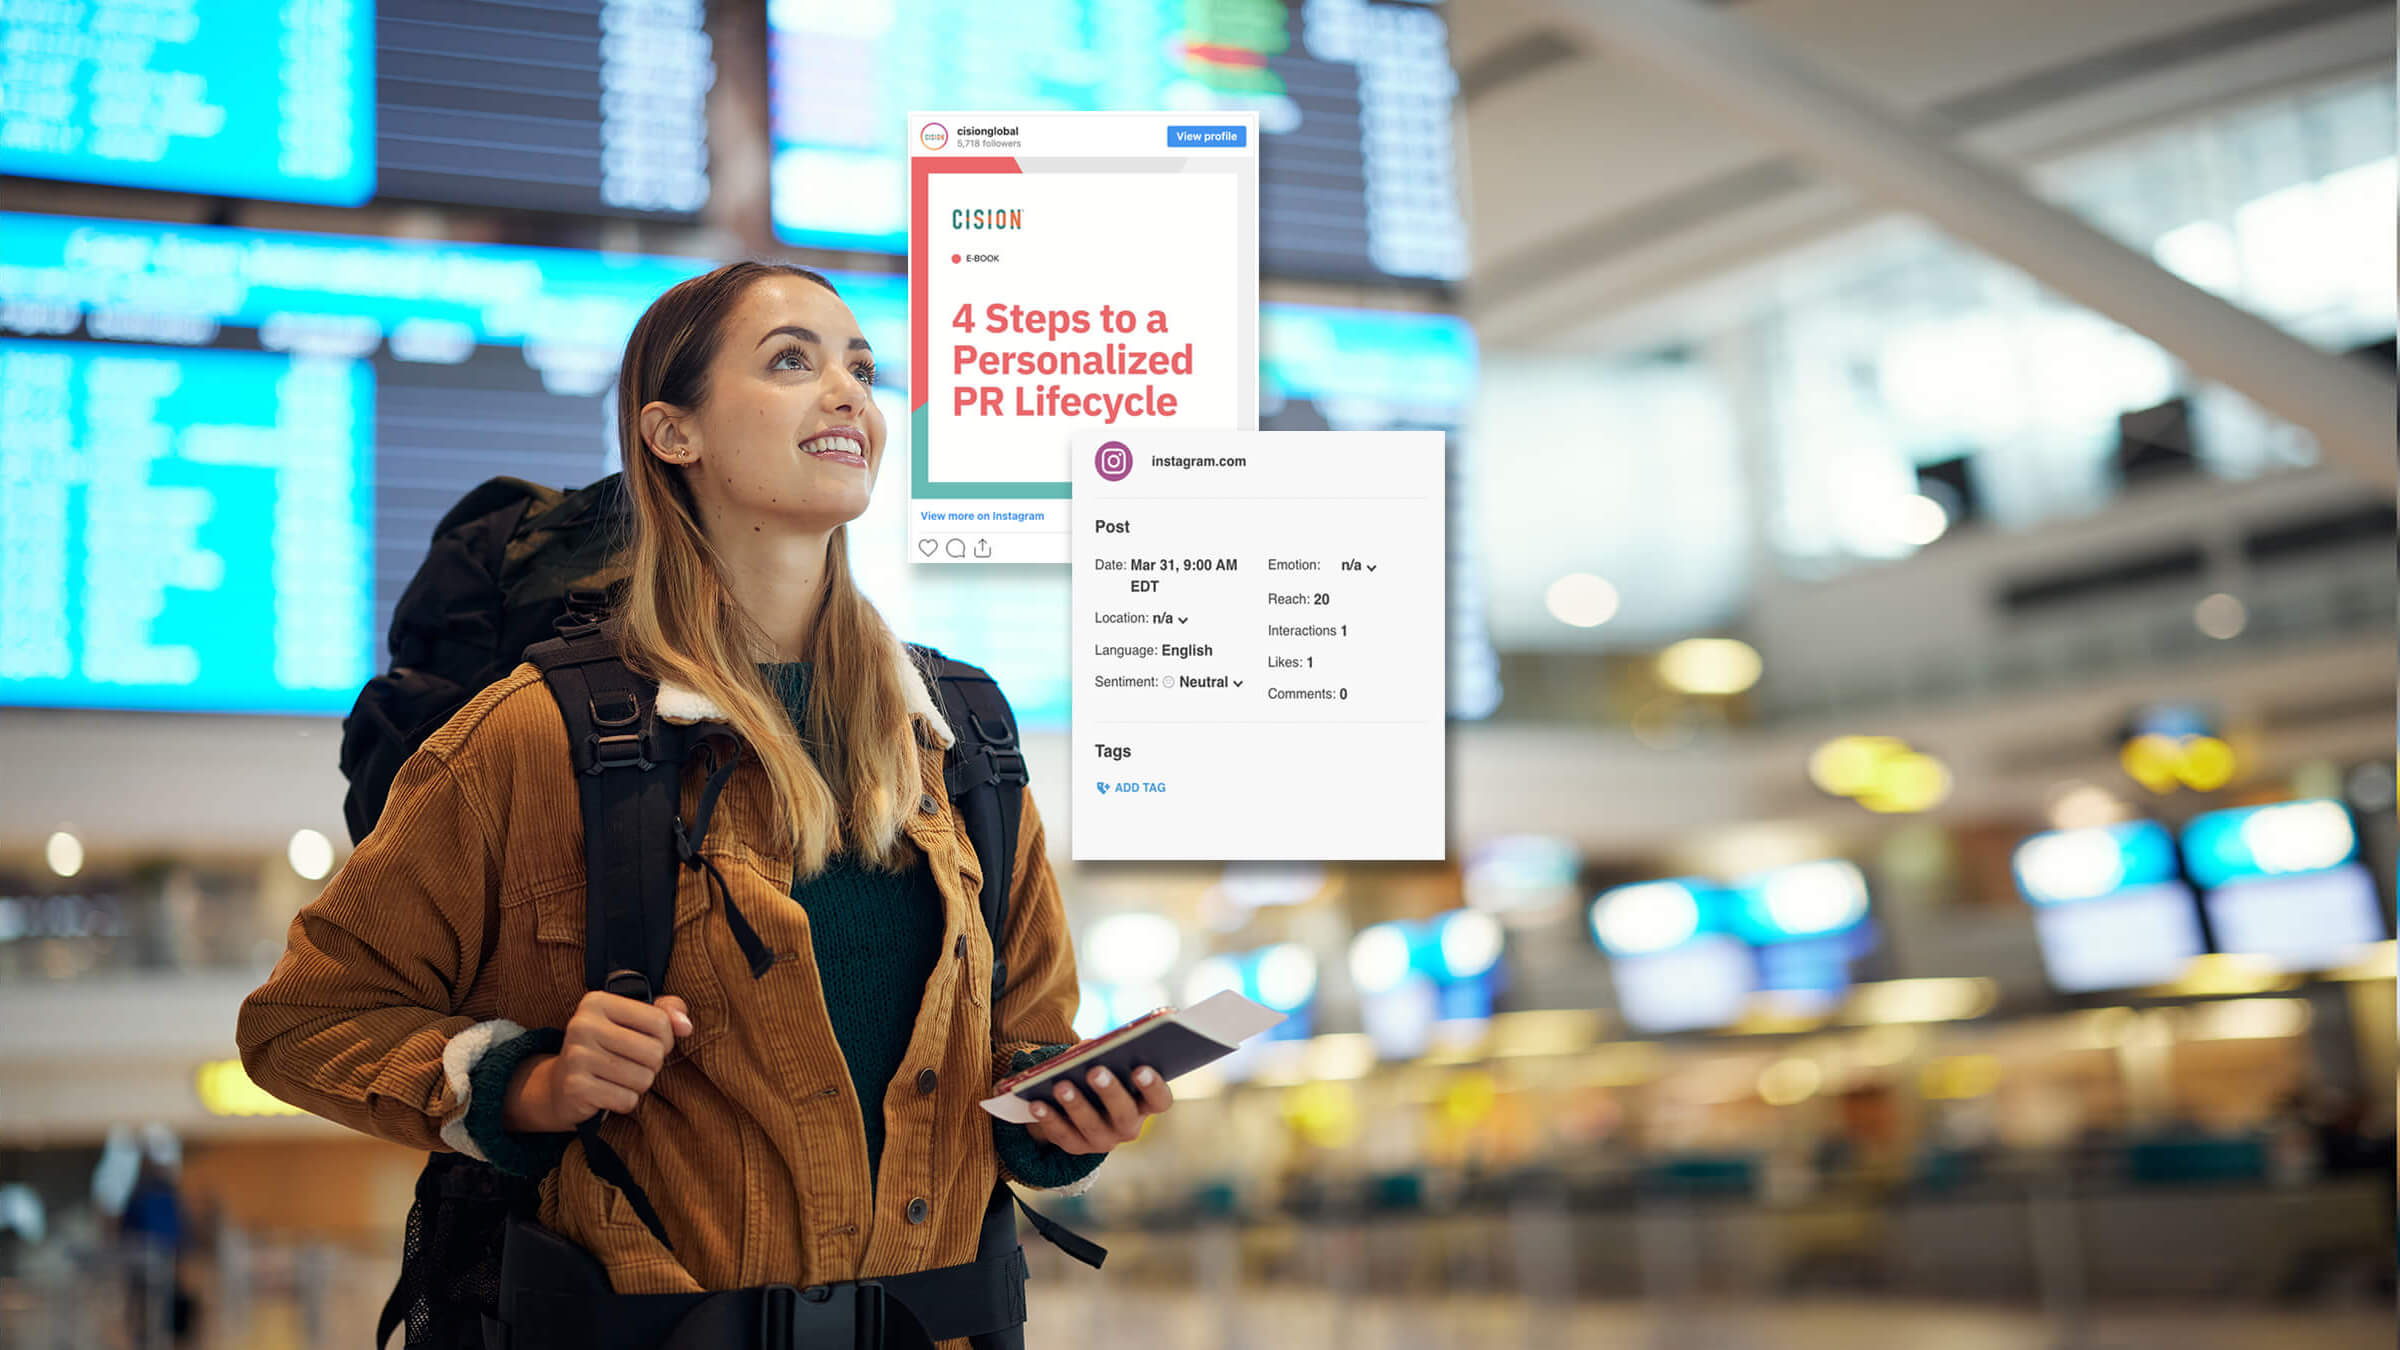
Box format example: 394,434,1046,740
992,1043,1105,1194
440,1022,573,1179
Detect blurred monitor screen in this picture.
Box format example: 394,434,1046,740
1610,934,1756,1033
0,212,910,716
767,0,1467,284
372,0,713,216
2179,798,2359,889
2203,862,2387,971
1753,927,1876,1001
0,0,374,204
2030,881,2206,993
0,1,711,218
1359,977,1439,1059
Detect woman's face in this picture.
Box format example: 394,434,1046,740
643,272,887,537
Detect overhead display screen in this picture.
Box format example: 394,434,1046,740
0,212,797,715
0,0,375,204
2012,821,2208,993
373,0,712,215
0,1,712,218
767,0,1467,284
2182,800,2390,971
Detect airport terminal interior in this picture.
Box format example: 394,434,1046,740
0,1,2394,1347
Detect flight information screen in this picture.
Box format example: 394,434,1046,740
0,213,888,715
0,0,375,204
374,0,712,215
767,0,1466,284
0,0,712,217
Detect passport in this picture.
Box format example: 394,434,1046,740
978,990,1285,1123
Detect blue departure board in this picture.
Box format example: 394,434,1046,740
0,1,713,217
0,212,892,715
0,0,375,204
767,0,1467,284
0,340,373,712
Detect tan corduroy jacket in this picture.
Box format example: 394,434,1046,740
237,639,1086,1310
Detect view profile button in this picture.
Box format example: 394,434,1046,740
1166,125,1248,149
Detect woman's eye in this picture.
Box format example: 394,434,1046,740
772,346,808,371
853,365,878,387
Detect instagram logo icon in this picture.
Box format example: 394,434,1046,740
1095,440,1133,482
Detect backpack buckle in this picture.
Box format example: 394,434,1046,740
968,712,1017,749
585,732,654,773
589,691,640,729
758,1280,879,1349
944,742,1027,796
757,1283,796,1348
979,744,1027,786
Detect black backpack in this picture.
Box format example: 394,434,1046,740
340,474,634,848
350,475,1097,1350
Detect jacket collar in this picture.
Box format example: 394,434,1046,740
654,631,956,749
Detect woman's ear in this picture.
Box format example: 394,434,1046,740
639,401,696,465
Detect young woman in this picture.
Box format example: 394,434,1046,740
238,262,1171,1345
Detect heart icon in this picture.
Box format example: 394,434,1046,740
917,539,938,556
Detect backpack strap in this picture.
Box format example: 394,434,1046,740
910,645,1027,1002
527,622,690,999
523,617,701,1253
907,646,1108,1284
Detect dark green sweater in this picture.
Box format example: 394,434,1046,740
465,663,1099,1195
761,661,1094,1192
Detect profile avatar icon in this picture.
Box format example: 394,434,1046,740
919,123,949,151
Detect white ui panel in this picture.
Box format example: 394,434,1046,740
1070,430,1446,861
908,111,1259,564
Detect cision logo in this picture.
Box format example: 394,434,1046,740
951,208,1023,230
918,123,948,151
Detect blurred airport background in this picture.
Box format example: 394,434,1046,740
0,1,2392,1347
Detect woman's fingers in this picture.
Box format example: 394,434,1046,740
590,1019,668,1072
1130,1065,1174,1115
1083,1068,1144,1139
1027,1101,1094,1152
580,1050,657,1095
1025,1066,1176,1153
1025,1104,1091,1153
1050,1079,1111,1147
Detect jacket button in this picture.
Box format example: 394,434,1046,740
916,1067,938,1095
918,793,939,814
906,1196,929,1225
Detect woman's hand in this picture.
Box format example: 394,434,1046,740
503,992,693,1133
1025,1064,1174,1154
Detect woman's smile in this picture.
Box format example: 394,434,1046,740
800,426,868,468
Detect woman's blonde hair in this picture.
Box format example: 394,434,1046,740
611,261,921,876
